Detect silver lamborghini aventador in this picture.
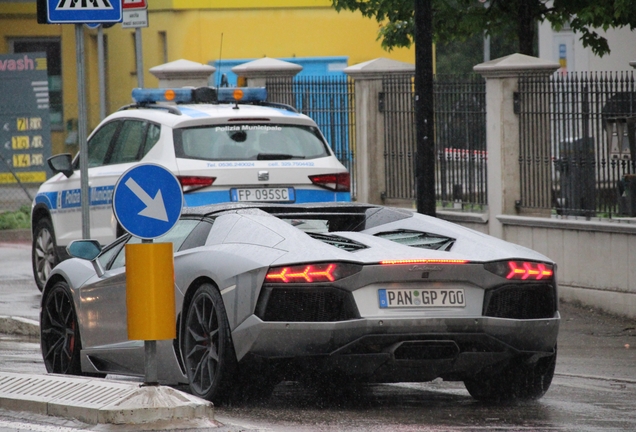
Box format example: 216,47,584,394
40,203,559,404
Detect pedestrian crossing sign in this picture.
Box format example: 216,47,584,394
44,0,123,24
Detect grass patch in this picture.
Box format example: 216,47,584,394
0,205,31,230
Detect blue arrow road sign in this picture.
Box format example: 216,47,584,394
47,0,123,24
113,164,183,239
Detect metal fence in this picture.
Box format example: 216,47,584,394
518,71,636,218
381,75,416,200
434,74,487,209
381,74,487,209
266,76,357,199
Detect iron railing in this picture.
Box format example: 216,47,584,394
381,74,487,209
434,74,487,209
266,76,356,199
381,75,416,201
518,71,636,218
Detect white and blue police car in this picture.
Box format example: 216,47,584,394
31,86,350,290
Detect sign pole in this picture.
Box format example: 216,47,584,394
135,28,144,88
97,25,106,121
141,237,157,385
114,164,182,388
75,23,90,239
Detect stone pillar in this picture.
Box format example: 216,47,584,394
231,57,302,88
474,54,559,238
232,57,302,106
344,58,414,204
149,59,216,88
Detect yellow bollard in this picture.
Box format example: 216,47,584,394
126,242,176,341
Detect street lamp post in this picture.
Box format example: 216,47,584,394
414,0,436,216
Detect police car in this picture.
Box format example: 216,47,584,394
31,86,350,290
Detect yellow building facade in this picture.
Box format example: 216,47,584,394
0,0,414,156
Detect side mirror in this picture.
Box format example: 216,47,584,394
67,240,105,277
67,240,102,261
47,153,74,178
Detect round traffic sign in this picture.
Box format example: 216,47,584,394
113,164,183,239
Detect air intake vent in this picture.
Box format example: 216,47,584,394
306,232,367,251
374,230,455,251
256,287,359,322
484,284,556,319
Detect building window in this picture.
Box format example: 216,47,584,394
11,38,63,129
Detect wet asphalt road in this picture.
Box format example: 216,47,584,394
0,241,635,431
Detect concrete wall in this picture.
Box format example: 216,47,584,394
500,216,636,318
435,211,636,319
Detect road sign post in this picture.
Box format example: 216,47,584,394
113,164,183,385
122,0,149,88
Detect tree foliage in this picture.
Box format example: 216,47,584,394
331,0,636,57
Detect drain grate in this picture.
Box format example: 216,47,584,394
0,373,137,407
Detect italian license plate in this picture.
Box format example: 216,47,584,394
231,187,295,202
378,288,465,308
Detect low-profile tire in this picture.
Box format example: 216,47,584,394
40,281,83,375
183,283,236,404
32,218,59,292
464,346,557,402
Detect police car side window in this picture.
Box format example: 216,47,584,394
87,121,119,168
109,120,147,165
142,123,161,158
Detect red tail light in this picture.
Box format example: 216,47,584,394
309,173,350,192
484,260,554,281
265,262,361,283
506,261,553,280
177,176,216,193
380,259,468,265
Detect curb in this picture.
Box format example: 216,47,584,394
0,316,39,337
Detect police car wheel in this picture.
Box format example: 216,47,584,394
32,218,59,292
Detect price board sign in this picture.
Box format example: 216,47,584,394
0,53,52,184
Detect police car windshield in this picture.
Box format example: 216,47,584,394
174,124,330,161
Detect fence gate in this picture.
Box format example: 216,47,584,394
266,76,356,199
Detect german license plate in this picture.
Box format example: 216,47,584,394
231,187,295,202
378,288,465,308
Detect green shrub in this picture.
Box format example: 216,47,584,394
0,205,31,230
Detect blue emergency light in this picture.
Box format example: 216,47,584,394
131,87,267,105
217,87,268,102
131,88,194,104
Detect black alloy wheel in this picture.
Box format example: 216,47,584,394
183,283,236,403
32,218,58,292
40,281,82,375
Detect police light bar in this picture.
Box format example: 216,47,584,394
132,88,194,104
218,87,267,103
131,87,267,105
